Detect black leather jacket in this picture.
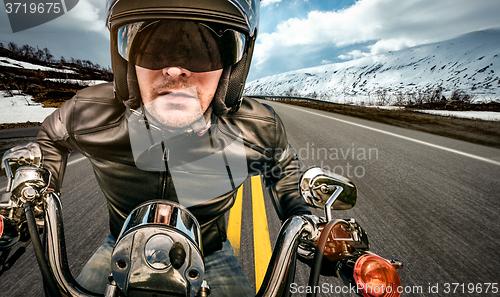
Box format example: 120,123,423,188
37,83,311,255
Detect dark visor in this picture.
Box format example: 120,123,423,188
117,20,246,72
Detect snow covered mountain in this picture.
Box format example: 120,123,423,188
244,29,500,104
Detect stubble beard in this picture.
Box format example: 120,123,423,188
143,84,206,129
147,100,204,129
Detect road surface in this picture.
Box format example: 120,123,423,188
0,99,499,296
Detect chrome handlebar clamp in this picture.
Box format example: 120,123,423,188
2,142,43,193
297,214,325,260
1,143,50,249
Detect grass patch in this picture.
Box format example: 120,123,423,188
32,88,78,108
0,122,41,130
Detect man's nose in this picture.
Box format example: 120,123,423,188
163,67,191,79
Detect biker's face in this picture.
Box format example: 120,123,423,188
136,65,222,128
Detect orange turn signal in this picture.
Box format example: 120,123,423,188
0,215,20,249
353,254,402,297
0,215,3,239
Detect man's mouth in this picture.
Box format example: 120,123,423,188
160,92,193,102
157,88,198,105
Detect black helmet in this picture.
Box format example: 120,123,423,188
105,0,260,114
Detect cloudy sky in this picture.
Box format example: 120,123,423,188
1,0,500,82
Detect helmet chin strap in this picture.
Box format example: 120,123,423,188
211,66,232,117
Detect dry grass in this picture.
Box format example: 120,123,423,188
0,122,41,130
277,100,500,149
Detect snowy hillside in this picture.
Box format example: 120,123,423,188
0,43,113,124
245,29,500,104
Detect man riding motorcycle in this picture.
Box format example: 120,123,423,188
36,0,311,295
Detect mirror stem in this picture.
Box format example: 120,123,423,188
325,186,343,221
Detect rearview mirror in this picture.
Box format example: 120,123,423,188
300,167,357,217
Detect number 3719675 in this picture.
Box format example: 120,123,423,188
443,283,498,294
5,2,62,14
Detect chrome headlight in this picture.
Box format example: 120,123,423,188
111,200,204,297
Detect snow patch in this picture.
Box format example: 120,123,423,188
44,78,109,86
0,91,57,123
417,110,500,121
0,57,76,73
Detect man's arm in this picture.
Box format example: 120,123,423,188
36,103,73,194
262,106,311,221
264,144,311,221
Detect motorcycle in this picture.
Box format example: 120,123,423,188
1,142,403,297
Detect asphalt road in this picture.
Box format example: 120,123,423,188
0,100,499,296
260,100,500,297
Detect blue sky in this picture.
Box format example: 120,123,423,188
1,0,500,82
249,0,500,81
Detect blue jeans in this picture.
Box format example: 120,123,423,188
76,234,255,296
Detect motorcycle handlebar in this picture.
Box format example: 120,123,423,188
42,191,403,297
42,191,321,297
25,200,62,297
44,192,102,297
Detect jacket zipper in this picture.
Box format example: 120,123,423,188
161,141,169,200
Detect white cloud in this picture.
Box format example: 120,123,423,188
368,38,420,55
50,0,108,37
254,0,500,68
321,60,332,64
338,50,371,60
261,0,282,7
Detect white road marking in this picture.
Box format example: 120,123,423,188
285,104,500,167
67,155,86,166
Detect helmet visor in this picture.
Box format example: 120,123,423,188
117,20,246,72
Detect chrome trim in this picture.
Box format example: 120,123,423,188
104,282,120,297
300,167,357,214
348,219,370,251
256,215,317,297
390,259,404,270
2,142,42,193
111,227,204,297
112,201,204,297
42,193,324,297
44,192,100,297
117,200,201,251
297,215,325,260
324,186,342,222
10,166,50,206
197,280,211,297
43,196,206,297
0,164,50,235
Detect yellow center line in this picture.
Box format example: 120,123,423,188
251,175,272,292
227,184,244,258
